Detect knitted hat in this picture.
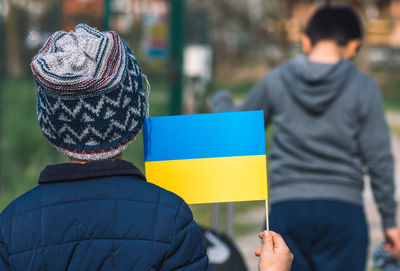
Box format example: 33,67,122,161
31,24,147,160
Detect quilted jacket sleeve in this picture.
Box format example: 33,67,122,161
161,202,209,271
0,239,10,271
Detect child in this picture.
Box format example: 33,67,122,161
0,25,209,270
213,5,400,270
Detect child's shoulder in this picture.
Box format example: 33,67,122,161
355,69,378,86
347,66,380,97
0,186,42,222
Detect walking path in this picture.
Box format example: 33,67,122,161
234,111,400,270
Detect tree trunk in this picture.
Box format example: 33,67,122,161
4,1,23,77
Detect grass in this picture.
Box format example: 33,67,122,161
373,69,400,111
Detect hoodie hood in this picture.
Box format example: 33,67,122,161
281,55,357,115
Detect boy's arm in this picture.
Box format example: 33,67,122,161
358,85,396,229
212,76,272,125
358,82,400,257
161,202,209,271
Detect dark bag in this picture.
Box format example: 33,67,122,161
199,226,248,271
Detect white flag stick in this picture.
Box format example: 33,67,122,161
265,199,269,231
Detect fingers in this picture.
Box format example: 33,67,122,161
385,240,400,259
269,231,291,253
389,239,400,259
255,231,269,257
255,245,262,257
391,246,400,259
258,231,290,252
261,231,274,252
256,230,294,270
383,243,391,251
384,227,400,259
383,242,400,259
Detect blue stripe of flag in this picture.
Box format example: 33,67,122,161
143,110,266,162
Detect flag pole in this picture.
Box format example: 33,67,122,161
265,199,269,231
265,125,270,231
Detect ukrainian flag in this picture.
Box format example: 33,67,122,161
143,111,267,204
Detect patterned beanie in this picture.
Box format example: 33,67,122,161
31,24,147,160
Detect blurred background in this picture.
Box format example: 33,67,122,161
1,0,400,269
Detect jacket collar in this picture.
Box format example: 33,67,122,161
38,159,146,184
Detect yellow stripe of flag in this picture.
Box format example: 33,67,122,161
145,155,267,204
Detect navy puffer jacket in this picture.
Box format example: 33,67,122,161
0,160,209,270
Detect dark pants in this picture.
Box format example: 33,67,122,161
269,200,368,271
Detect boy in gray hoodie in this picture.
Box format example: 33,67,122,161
213,5,400,270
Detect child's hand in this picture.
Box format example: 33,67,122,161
255,231,293,271
384,227,400,259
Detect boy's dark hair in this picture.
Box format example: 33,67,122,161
305,5,363,46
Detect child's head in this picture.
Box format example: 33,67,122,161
302,5,363,59
31,24,147,161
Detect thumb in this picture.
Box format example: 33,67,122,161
255,245,262,257
262,231,274,252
